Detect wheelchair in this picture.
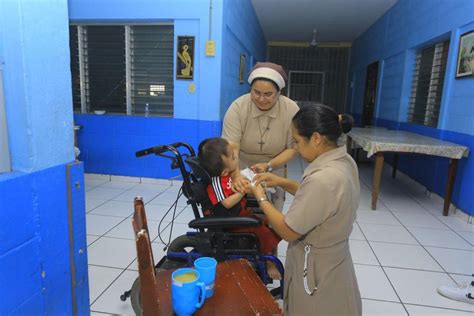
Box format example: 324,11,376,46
120,142,284,315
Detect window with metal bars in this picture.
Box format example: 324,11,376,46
407,40,449,127
69,24,174,116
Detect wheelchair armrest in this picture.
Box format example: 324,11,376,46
188,216,261,229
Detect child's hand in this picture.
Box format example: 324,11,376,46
232,175,251,194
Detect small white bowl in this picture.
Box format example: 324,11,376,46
93,110,106,115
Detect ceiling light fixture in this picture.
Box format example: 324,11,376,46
310,29,318,47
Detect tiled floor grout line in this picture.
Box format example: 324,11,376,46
88,263,125,271
356,211,473,252
355,220,410,315
85,162,473,314
358,164,473,231
86,182,176,249
90,241,145,307
90,310,119,316
89,267,130,306
381,197,469,286
403,302,474,314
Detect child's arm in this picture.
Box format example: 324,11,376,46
220,191,244,209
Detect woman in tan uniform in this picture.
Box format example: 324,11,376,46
222,62,299,212
251,104,362,315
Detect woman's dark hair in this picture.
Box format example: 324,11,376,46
198,137,230,177
250,78,280,92
292,104,354,144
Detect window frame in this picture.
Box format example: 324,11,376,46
407,39,450,127
70,22,174,116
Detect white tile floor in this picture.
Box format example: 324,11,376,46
85,158,474,315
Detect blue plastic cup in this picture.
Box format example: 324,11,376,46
194,257,217,298
171,268,206,316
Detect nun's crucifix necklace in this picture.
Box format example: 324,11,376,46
257,116,271,152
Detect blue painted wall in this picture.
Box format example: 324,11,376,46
1,0,74,172
68,0,225,122
347,0,474,215
74,114,221,178
71,0,266,178
220,0,266,118
0,0,88,314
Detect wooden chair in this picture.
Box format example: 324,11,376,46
132,196,160,315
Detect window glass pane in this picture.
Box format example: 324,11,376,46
87,26,126,113
130,25,174,117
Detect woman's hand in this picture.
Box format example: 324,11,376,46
253,172,282,188
232,175,251,194
250,162,268,173
250,183,266,200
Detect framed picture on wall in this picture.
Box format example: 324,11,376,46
176,36,194,80
455,30,474,78
239,54,246,84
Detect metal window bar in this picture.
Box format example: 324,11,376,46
69,26,81,112
268,46,350,113
407,40,449,127
71,23,174,116
125,25,132,115
78,25,89,113
130,25,174,117
287,71,325,107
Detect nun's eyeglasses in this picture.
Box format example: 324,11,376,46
251,89,275,99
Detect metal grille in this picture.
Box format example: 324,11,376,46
69,24,174,116
86,26,126,113
130,25,174,117
268,46,350,113
69,26,81,112
288,71,325,106
407,40,449,127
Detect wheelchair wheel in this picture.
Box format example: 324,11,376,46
130,276,142,316
167,235,198,254
130,236,198,315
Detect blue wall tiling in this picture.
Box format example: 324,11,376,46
74,114,222,179
348,0,474,215
0,163,88,315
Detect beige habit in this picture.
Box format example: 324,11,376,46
222,93,299,210
284,145,362,315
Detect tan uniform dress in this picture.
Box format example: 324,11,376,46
284,146,362,316
222,93,299,210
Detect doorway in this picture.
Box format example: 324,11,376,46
362,61,379,126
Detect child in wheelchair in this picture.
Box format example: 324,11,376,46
198,137,282,279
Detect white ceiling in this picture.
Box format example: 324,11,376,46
251,0,398,44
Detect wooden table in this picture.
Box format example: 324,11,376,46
154,259,283,315
347,128,469,216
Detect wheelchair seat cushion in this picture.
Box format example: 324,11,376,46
189,216,261,229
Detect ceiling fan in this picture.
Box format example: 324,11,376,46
310,29,318,47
